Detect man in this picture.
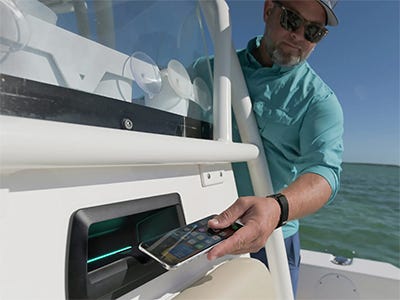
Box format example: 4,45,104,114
206,0,343,296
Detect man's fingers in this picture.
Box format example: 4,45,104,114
207,221,262,260
208,197,251,229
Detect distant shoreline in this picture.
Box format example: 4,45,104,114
343,161,400,168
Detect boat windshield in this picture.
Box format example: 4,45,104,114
1,0,214,131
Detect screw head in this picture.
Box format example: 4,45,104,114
122,118,134,130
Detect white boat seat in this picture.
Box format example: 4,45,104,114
173,257,275,300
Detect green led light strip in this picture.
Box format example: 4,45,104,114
87,246,132,264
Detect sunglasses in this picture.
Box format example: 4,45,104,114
273,1,328,43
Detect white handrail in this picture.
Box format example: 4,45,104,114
199,0,231,142
0,115,258,172
200,0,294,297
230,43,294,299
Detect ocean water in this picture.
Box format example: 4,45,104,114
300,163,400,268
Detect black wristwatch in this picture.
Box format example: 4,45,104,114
268,193,289,228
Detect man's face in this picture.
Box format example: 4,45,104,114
263,0,326,67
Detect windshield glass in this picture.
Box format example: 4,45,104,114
0,0,213,123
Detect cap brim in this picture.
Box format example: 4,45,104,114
318,1,339,26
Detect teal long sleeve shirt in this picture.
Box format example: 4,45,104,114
232,37,344,238
191,36,344,238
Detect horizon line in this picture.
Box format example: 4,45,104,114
343,161,400,168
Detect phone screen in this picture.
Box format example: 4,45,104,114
138,215,242,269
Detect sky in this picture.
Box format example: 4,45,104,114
227,0,400,166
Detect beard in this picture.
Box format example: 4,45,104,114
264,36,313,67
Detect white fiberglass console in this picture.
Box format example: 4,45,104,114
0,1,234,299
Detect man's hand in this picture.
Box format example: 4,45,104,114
207,196,281,260
206,173,332,261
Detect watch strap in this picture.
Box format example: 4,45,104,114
268,193,289,228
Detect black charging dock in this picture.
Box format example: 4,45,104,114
66,193,186,299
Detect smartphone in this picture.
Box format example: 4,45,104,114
138,214,242,270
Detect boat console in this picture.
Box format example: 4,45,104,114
0,0,271,299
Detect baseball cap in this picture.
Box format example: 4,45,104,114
317,0,339,26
